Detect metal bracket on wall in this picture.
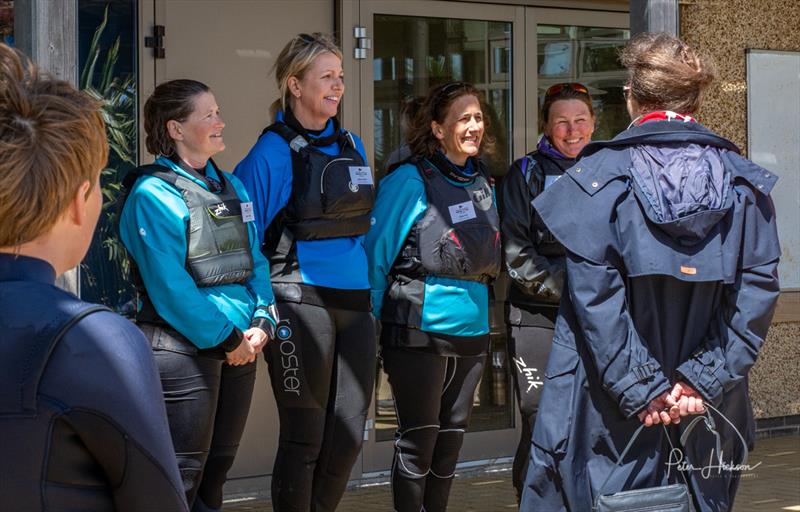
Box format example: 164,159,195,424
145,25,166,59
354,26,371,60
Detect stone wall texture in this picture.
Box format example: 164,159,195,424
679,0,800,154
680,0,800,420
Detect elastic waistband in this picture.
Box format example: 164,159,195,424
272,282,371,311
138,322,226,360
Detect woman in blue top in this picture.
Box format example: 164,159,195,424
120,79,277,511
365,82,501,512
234,33,376,511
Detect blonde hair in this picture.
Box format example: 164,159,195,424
0,44,108,248
620,32,716,115
270,32,343,121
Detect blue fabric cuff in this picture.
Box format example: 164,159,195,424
676,351,725,407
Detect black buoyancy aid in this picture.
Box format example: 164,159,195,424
524,151,570,257
0,281,108,506
392,156,501,283
261,122,375,244
121,162,254,324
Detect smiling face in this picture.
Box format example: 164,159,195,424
432,94,484,166
543,98,595,159
171,91,225,167
289,51,344,130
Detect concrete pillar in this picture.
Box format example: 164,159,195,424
630,0,679,36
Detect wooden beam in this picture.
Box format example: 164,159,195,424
15,0,80,295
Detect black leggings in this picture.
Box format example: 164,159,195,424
381,345,485,512
142,324,256,512
265,302,376,512
506,316,555,501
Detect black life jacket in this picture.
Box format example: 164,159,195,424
120,161,253,324
391,156,501,283
260,121,375,247
523,151,571,257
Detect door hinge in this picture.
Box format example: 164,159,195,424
145,25,165,59
354,26,371,60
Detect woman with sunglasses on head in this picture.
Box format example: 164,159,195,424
119,79,278,511
234,33,375,511
520,33,780,512
500,81,595,501
366,81,501,512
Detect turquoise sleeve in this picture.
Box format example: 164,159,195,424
119,177,237,348
228,173,277,327
364,164,427,319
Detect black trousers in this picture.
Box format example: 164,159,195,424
141,324,256,512
505,305,556,502
381,344,486,512
265,302,376,512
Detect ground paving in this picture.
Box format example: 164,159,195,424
226,434,800,511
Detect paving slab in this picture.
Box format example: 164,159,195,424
226,434,800,511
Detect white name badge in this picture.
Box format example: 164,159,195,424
449,201,477,224
241,202,255,223
349,166,374,186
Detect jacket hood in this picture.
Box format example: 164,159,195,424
629,142,731,244
581,121,741,246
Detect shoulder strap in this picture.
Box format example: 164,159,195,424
261,123,309,153
0,295,109,415
122,163,179,191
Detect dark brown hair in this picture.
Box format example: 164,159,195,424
540,83,594,132
0,43,107,248
407,81,492,159
144,79,210,156
619,32,716,115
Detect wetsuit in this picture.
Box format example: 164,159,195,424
0,254,188,511
234,109,376,512
120,155,277,511
366,153,500,512
500,144,573,499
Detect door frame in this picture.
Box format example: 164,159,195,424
350,0,527,475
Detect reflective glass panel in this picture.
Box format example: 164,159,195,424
538,25,630,141
0,1,13,46
78,0,138,314
373,14,514,442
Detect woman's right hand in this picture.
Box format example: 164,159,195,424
225,337,257,366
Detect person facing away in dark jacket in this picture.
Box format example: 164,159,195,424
0,44,188,511
521,32,780,512
501,81,595,501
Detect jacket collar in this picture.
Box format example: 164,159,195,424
580,121,740,159
0,254,56,284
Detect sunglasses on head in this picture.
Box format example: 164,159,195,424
544,82,589,99
298,33,317,44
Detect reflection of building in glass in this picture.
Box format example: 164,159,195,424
0,1,13,46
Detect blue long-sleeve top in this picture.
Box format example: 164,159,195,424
120,156,276,349
365,158,492,337
234,111,370,289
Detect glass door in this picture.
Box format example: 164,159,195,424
356,0,526,475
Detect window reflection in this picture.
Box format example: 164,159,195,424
0,1,13,46
538,25,630,141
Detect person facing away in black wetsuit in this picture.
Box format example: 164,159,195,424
501,81,595,501
0,43,188,511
